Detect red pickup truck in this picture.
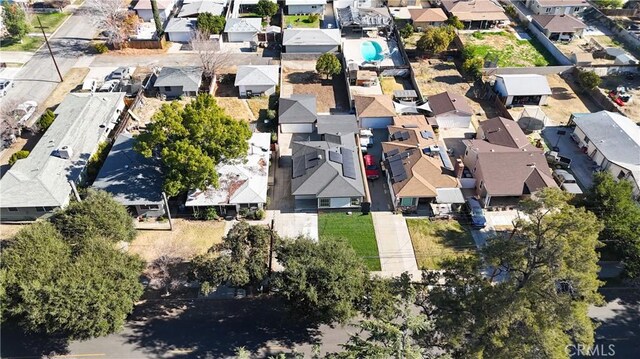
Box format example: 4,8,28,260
363,154,380,180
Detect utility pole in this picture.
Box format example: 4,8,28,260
35,16,63,82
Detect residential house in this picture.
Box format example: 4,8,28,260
381,116,460,212
570,111,640,197
494,74,552,107
134,0,175,22
388,0,419,6
338,6,393,33
234,65,280,97
291,129,365,210
282,28,341,53
154,66,203,98
279,94,318,133
525,0,591,16
286,0,326,15
0,92,126,222
164,17,196,42
178,0,226,17
224,18,262,42
427,91,473,128
354,95,396,129
185,133,271,215
92,133,165,219
462,117,557,207
532,14,586,41
441,0,508,29
408,8,448,29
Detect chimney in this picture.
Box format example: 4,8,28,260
455,158,465,179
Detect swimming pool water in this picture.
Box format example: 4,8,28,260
361,41,384,62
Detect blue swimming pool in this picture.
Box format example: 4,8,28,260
361,41,384,62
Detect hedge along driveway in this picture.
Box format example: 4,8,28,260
462,31,556,67
318,212,381,271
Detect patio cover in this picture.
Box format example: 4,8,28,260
393,100,431,114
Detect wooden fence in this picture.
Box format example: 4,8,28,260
126,37,166,50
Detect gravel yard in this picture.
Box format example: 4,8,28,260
282,61,349,113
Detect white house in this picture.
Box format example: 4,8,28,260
224,18,262,42
286,0,326,15
185,133,271,215
494,74,552,107
0,93,126,222
234,65,280,97
354,95,396,129
570,111,640,197
282,28,341,53
525,0,591,16
164,17,196,42
427,91,473,128
134,0,176,22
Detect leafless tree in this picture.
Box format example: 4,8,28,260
86,0,129,46
146,240,191,296
190,29,233,80
0,99,21,149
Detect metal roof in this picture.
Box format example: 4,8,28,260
224,17,262,33
496,74,552,96
573,111,640,167
282,28,341,46
436,188,465,204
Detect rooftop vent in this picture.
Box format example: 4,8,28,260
55,146,73,159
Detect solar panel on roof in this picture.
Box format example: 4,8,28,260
385,148,400,157
393,172,408,182
292,156,306,178
389,160,405,177
420,130,433,139
340,147,357,179
328,151,343,164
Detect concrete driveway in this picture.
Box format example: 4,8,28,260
371,212,419,277
542,126,595,189
273,211,318,241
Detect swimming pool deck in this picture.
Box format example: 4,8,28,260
343,37,404,68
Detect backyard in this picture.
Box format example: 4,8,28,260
461,31,555,67
282,61,350,113
406,219,476,270
284,14,320,28
318,212,381,271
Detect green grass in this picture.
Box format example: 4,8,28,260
284,15,320,28
406,219,476,270
464,31,556,67
318,212,381,271
31,12,70,32
0,36,45,52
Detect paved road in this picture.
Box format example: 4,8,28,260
0,6,96,110
1,298,352,359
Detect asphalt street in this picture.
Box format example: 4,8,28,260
0,6,96,110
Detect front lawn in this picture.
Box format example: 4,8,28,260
284,15,320,28
31,12,70,32
0,36,45,52
462,31,556,67
318,212,381,271
406,219,476,270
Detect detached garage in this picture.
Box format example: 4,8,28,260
279,95,318,133
234,65,280,98
354,95,396,129
494,74,552,107
165,18,196,43
225,18,262,43
282,28,341,54
428,91,473,129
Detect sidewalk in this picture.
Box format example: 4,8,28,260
371,212,419,274
0,51,34,64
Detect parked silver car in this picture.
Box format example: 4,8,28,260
552,169,583,195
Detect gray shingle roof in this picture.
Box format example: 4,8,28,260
573,111,640,167
0,92,125,208
92,133,164,206
496,74,552,96
165,17,196,33
316,114,358,135
279,95,317,124
179,1,225,17
282,28,341,46
224,17,262,33
154,66,203,92
234,65,279,86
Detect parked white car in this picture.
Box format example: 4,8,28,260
0,79,14,97
81,79,98,92
14,100,38,127
99,80,120,92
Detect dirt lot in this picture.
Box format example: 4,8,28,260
129,219,225,263
600,74,640,122
216,97,255,122
281,61,349,113
131,96,192,128
540,74,601,125
380,76,409,95
0,224,27,241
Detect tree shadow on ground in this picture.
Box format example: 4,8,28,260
124,297,322,358
286,71,319,84
1,320,71,358
551,86,576,101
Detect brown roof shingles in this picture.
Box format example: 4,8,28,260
409,8,448,22
354,95,396,118
428,91,474,117
532,14,586,33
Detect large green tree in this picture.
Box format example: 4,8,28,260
2,0,30,39
329,273,433,359
190,221,272,294
315,53,342,79
51,189,136,246
585,172,640,277
254,0,279,20
196,12,226,34
273,237,369,324
135,94,252,196
416,26,455,54
1,222,144,340
423,189,603,358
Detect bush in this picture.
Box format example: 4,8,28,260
444,15,464,30
94,42,108,54
38,109,55,131
504,5,517,18
9,150,29,165
270,131,277,143
399,23,414,39
254,209,266,220
462,57,484,81
308,13,320,23
578,70,601,90
205,207,219,221
266,109,276,120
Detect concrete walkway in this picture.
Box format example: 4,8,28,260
371,212,419,274
273,211,318,241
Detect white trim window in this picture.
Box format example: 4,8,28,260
319,198,331,208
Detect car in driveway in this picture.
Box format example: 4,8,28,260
14,100,38,127
0,79,14,97
98,80,120,92
363,154,380,180
552,169,583,195
360,129,373,153
465,197,487,228
109,67,130,80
